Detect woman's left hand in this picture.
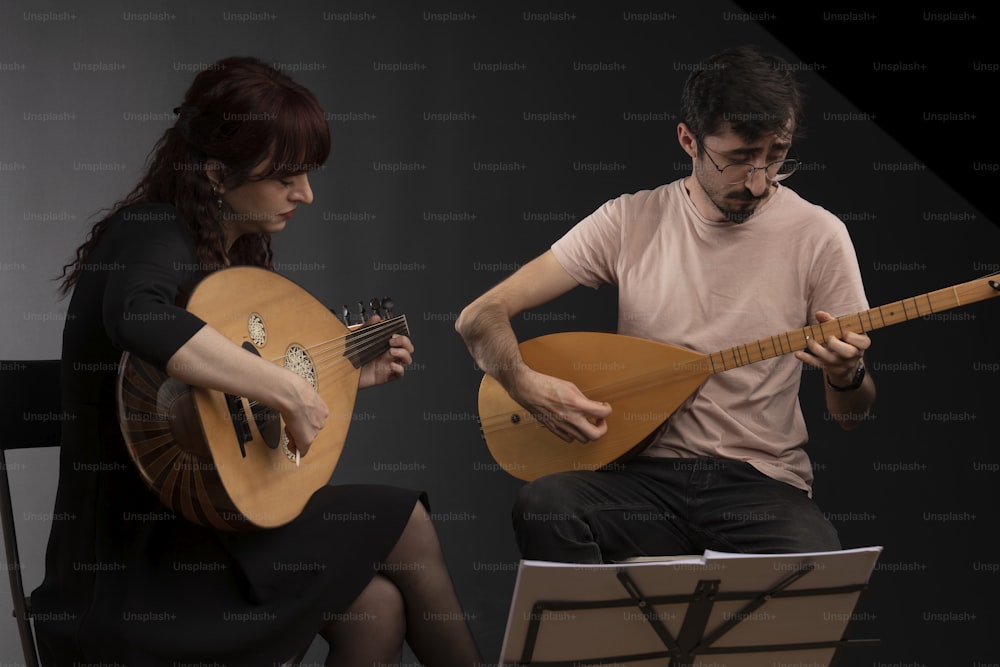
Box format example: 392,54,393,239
358,316,414,389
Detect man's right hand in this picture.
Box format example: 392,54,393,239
509,368,612,443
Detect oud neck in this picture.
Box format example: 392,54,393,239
704,274,1000,375
345,315,410,367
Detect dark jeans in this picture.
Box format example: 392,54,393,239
511,456,841,563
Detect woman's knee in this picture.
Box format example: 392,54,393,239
359,573,405,621
322,574,405,642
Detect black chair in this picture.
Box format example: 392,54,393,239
0,359,317,666
0,359,61,667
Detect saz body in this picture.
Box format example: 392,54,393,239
478,275,1000,481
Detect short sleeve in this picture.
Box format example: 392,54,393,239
550,196,626,288
806,217,870,323
101,206,207,369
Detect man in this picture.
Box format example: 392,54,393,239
455,45,875,563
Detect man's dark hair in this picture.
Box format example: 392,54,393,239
680,45,805,144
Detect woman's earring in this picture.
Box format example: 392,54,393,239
211,185,223,212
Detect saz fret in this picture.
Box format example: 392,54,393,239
478,275,1000,481
117,266,409,530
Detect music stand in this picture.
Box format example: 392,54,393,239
498,546,882,667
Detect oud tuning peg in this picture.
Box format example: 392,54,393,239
356,301,367,322
369,297,382,316
381,296,394,317
340,304,350,325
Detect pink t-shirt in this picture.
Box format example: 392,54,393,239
550,179,868,493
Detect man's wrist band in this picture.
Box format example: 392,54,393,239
827,360,866,392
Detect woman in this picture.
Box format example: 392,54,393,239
34,56,483,666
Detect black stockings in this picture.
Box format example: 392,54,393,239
319,501,483,666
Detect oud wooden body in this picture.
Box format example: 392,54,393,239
478,275,1000,482
118,266,364,531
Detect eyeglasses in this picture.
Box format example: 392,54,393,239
699,142,799,185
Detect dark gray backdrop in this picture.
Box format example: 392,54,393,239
2,2,998,664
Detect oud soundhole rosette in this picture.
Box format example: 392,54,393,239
281,437,296,462
248,313,266,347
284,344,316,388
281,343,317,461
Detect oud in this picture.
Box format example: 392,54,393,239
478,275,1000,481
117,266,409,530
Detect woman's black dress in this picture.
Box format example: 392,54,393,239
31,203,423,665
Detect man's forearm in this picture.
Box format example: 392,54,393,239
824,367,876,430
456,300,528,390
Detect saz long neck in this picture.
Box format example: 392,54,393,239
702,275,1000,376
345,315,410,368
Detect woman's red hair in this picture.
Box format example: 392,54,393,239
58,56,330,296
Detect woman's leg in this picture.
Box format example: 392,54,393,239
378,501,484,666
318,501,482,666
320,573,406,666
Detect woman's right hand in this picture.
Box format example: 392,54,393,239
166,326,329,457
279,373,329,458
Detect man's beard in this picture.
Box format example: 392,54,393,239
695,169,770,224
